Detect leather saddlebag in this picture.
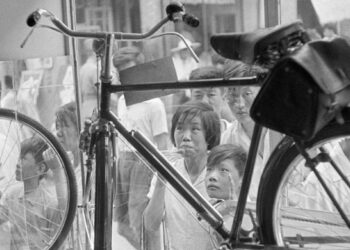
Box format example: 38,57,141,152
250,37,350,140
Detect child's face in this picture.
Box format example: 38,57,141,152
56,118,78,152
16,152,40,182
205,159,241,200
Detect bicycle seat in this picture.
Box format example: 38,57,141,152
210,21,307,65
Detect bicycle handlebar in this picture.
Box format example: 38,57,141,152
26,2,200,40
27,8,169,40
25,2,201,62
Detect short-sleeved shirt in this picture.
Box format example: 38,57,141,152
0,183,62,250
118,96,168,145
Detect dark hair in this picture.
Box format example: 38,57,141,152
189,66,223,80
20,136,49,178
170,101,221,150
207,144,247,178
223,60,266,78
56,102,78,132
190,66,225,95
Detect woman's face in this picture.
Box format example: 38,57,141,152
56,118,78,152
226,86,256,122
174,115,208,158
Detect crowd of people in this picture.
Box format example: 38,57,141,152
0,23,349,250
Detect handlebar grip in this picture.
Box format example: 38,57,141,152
26,10,42,27
182,13,200,28
166,2,184,17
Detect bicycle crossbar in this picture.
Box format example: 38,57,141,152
107,76,262,93
108,77,259,93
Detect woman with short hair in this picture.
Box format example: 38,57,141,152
144,100,221,250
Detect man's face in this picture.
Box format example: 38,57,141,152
225,86,256,123
16,153,39,182
205,159,241,200
191,88,224,115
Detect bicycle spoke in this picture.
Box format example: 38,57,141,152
273,136,350,249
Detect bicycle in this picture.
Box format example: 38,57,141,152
23,2,350,250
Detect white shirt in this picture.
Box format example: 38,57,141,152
117,96,168,146
172,54,198,80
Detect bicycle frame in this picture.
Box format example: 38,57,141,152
25,7,266,250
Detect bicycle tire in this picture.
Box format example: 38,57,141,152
257,121,350,249
94,128,113,250
0,108,77,250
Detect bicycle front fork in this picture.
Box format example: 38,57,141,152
80,118,117,250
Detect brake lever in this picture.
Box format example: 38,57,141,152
20,27,36,48
21,25,64,48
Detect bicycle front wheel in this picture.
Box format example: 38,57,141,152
258,121,350,249
0,109,77,250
